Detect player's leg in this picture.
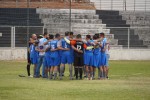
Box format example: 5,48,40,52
86,65,89,79
27,51,31,76
74,66,78,80
68,64,73,80
100,66,103,80
105,54,110,79
93,67,96,80
50,66,54,79
89,54,94,80
59,53,67,79
67,54,73,80
74,56,78,80
35,56,42,77
44,56,48,78
79,66,83,80
53,66,58,80
98,67,100,79
42,56,46,78
90,66,93,80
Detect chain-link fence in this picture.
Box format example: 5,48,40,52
0,26,150,49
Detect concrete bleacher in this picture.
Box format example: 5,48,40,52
0,8,43,47
120,11,150,47
37,9,111,33
95,10,147,48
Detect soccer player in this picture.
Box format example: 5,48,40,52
35,32,49,78
100,33,107,79
70,34,84,80
58,32,73,80
29,34,38,77
44,34,54,78
105,40,110,79
84,35,94,80
92,34,101,80
26,36,34,77
49,33,61,80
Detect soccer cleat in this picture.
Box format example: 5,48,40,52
106,76,109,80
28,75,33,78
90,77,93,80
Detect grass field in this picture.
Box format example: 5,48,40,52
0,60,150,100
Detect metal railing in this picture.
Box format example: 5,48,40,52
0,26,150,49
91,0,150,11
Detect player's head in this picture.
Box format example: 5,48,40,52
49,34,54,39
95,33,100,38
43,32,49,38
31,34,37,40
55,33,61,39
69,32,74,38
65,31,69,36
100,32,105,38
86,35,91,40
37,35,43,39
93,34,98,40
76,34,81,39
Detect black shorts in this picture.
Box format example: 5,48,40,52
74,56,84,67
27,51,31,64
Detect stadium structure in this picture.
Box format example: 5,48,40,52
0,0,150,60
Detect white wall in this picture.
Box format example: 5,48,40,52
0,48,150,60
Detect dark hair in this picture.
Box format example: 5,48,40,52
49,34,54,39
55,33,60,38
76,34,81,38
43,32,48,36
86,35,91,39
37,35,43,39
95,33,100,38
69,32,74,36
65,31,69,36
93,34,98,40
100,32,105,37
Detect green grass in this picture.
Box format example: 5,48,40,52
0,60,150,100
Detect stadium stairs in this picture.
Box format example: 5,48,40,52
120,11,150,47
96,10,147,48
0,8,44,47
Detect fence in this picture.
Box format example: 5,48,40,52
0,26,150,49
91,0,150,11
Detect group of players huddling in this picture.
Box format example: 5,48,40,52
27,32,110,80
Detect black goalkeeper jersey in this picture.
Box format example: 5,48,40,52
74,41,84,57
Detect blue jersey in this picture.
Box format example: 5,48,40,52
84,40,93,53
49,40,59,58
61,38,71,55
45,44,51,56
101,38,107,53
93,46,100,55
30,44,38,58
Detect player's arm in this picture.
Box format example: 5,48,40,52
57,40,69,51
29,38,35,44
71,45,83,53
35,45,45,52
83,44,94,50
108,43,110,51
45,46,50,52
44,40,52,45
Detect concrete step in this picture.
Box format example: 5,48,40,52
39,14,99,19
42,19,102,24
72,28,110,34
37,9,96,14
